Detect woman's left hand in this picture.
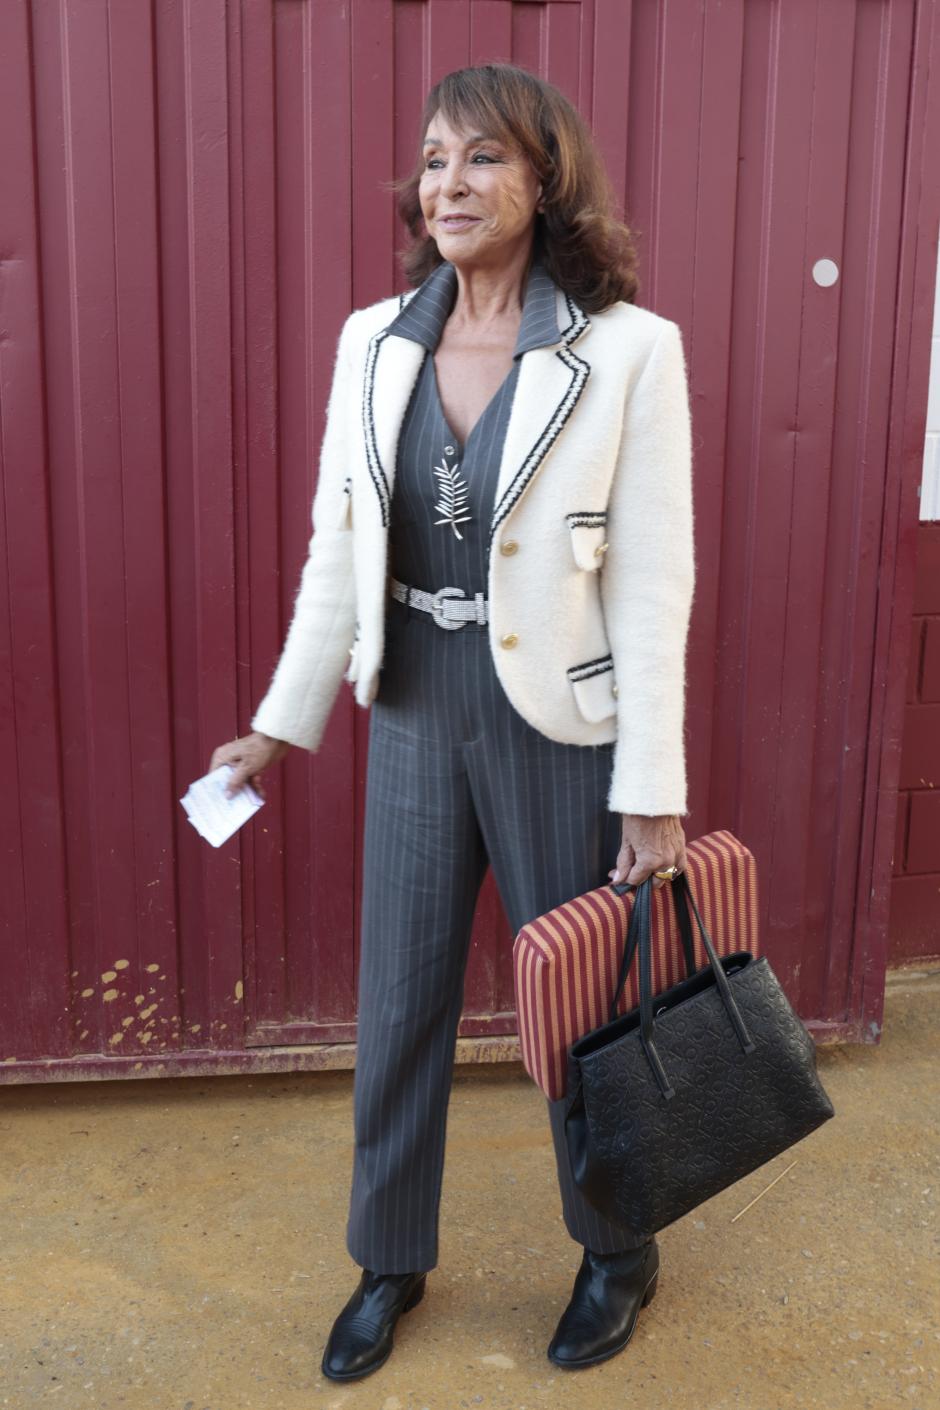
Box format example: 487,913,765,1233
608,813,688,889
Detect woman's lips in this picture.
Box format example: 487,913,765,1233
438,216,480,229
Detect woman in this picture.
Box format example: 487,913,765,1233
211,62,695,1380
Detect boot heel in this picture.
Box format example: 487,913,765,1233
403,1274,427,1312
640,1271,658,1306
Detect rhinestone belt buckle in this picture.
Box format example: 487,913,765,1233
430,585,467,630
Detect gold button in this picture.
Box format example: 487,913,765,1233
501,632,519,649
612,683,619,697
501,539,519,555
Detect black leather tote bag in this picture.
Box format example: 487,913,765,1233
564,870,835,1239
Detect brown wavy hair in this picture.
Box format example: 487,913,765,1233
389,62,640,311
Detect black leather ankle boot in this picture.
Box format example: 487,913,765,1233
321,1267,427,1381
547,1237,659,1369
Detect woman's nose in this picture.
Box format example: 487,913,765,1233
440,161,469,198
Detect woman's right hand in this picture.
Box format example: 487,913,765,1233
209,731,291,798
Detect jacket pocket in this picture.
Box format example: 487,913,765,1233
565,511,608,571
566,652,618,723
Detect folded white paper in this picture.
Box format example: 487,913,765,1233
180,764,264,847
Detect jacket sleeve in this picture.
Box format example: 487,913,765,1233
250,311,359,750
600,319,696,817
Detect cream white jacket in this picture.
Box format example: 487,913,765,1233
251,283,695,816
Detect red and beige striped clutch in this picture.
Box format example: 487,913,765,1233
512,829,760,1101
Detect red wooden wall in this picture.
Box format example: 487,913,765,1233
890,523,940,962
1,0,939,1082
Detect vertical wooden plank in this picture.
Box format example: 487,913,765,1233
428,0,471,81
105,0,180,1053
470,1,513,66
234,0,284,1029
853,0,940,1022
49,0,142,1052
46,0,184,1057
575,0,595,130
299,0,357,1022
804,0,918,1025
236,0,360,1037
511,0,545,74
544,1,583,106
240,0,293,1032
395,1,431,201
618,0,659,299
352,0,398,304
591,0,632,213
774,0,867,1012
681,1,744,843
160,0,243,1047
155,0,212,1052
710,2,825,992
623,0,700,309
0,0,71,1060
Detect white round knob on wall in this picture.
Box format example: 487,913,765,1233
812,259,839,287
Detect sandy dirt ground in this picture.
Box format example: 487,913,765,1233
0,965,937,1410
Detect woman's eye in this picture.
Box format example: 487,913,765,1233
424,152,498,170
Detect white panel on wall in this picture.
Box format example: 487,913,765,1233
922,224,940,520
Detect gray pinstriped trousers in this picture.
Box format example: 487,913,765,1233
345,596,645,1272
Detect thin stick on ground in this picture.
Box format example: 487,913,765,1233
729,1160,798,1222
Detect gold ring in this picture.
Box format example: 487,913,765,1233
653,865,680,880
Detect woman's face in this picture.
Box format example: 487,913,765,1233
418,110,542,267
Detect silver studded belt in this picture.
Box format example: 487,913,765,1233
389,576,489,629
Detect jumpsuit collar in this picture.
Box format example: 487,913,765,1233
386,256,562,359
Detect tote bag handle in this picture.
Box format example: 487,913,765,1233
608,872,756,1100
607,875,697,1022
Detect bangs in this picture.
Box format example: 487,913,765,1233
430,74,529,153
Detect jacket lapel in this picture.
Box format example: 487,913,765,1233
488,291,590,554
361,287,591,538
361,321,426,526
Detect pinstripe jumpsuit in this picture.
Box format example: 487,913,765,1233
345,258,645,1272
